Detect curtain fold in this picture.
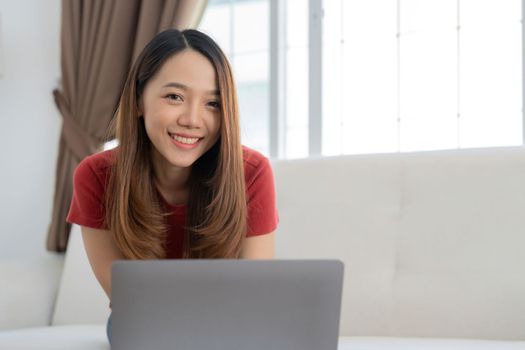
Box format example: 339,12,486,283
47,0,208,252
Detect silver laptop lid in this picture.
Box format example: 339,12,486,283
111,259,344,350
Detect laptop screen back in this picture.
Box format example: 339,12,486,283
111,259,344,350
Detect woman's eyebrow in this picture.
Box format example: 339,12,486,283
162,82,219,96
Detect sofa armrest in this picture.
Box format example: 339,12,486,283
0,253,64,330
51,224,111,325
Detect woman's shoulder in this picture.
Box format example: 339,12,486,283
77,148,116,174
241,145,273,186
241,145,270,169
68,148,116,229
73,148,116,186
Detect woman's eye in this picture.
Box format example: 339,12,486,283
166,94,183,102
208,101,220,109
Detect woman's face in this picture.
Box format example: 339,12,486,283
140,49,221,169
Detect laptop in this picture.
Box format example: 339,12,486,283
111,259,344,350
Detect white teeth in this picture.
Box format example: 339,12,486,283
170,134,199,144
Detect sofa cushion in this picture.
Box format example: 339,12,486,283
1,331,523,350
51,224,110,325
0,255,63,330
273,147,525,339
0,325,108,349
0,325,525,350
337,336,525,349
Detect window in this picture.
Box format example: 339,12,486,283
201,0,523,159
322,0,522,156
283,0,309,158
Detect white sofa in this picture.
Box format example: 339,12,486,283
1,146,525,349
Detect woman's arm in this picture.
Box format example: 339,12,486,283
240,231,275,259
80,226,126,301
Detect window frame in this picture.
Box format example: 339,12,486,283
268,0,525,159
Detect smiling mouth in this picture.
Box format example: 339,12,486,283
168,133,202,145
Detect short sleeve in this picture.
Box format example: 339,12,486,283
66,159,108,230
246,157,279,237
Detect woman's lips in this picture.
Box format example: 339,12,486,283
168,132,202,150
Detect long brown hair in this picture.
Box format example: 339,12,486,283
103,29,246,260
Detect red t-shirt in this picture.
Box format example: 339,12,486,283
66,145,279,259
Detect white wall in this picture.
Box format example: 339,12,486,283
0,0,62,259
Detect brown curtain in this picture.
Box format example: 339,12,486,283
47,0,208,252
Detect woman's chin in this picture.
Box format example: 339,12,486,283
167,157,196,169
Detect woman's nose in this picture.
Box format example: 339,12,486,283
177,103,202,128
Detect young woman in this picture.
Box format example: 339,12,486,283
65,29,279,345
